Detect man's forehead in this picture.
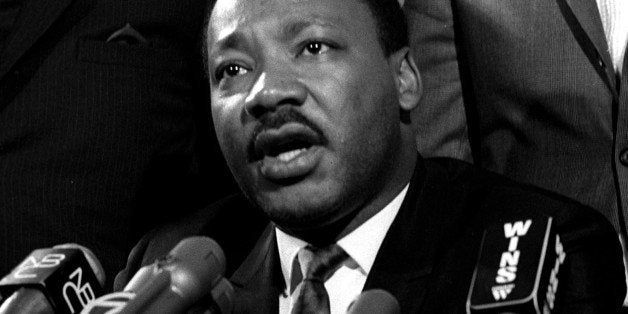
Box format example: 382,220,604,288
211,0,336,24
208,0,368,47
212,0,353,16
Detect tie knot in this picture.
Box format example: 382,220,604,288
290,244,349,314
300,244,348,282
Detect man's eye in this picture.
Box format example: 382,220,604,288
217,64,248,81
302,41,330,56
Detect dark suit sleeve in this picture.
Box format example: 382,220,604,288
556,212,627,313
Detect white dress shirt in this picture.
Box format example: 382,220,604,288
596,0,628,74
276,184,409,314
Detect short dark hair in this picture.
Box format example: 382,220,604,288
202,0,408,68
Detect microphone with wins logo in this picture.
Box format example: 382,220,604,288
466,215,566,314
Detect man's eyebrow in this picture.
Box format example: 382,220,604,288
279,16,343,41
210,15,344,55
212,31,248,54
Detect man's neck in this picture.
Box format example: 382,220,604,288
278,156,417,246
332,149,418,242
276,183,410,296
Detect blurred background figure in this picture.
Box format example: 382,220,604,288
405,0,628,246
0,0,236,286
405,0,628,306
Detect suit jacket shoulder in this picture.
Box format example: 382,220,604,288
411,157,626,312
425,157,615,228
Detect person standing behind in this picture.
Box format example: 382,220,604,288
406,0,628,251
0,0,236,284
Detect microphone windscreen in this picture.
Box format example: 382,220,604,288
153,236,226,301
347,289,400,314
117,236,228,314
83,237,231,314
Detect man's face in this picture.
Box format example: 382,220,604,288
207,0,408,230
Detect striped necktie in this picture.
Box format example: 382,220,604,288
291,245,349,314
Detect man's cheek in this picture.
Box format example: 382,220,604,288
224,132,244,159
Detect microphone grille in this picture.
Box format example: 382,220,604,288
347,289,400,314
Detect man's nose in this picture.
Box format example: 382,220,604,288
244,67,307,119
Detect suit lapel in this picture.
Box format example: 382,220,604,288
228,161,433,313
0,0,74,81
558,0,617,93
363,159,433,313
230,224,284,314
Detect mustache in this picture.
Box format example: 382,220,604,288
247,109,324,160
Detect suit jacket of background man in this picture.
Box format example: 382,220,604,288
114,158,627,313
0,0,236,284
407,0,628,236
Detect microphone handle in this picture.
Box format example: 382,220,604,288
118,270,171,314
0,288,54,314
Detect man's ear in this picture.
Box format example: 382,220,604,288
390,47,422,112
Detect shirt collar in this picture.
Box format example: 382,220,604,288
276,184,409,292
276,227,308,293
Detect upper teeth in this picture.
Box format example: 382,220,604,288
277,148,307,162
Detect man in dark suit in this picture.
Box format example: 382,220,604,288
115,0,626,312
0,0,236,284
406,0,628,246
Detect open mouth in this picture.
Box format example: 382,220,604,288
249,122,325,181
257,134,314,162
251,123,323,162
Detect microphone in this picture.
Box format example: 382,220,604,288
82,236,234,314
0,244,106,314
346,289,400,314
466,215,566,313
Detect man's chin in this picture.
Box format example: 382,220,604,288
263,198,362,245
239,173,354,235
261,199,329,223
254,192,339,228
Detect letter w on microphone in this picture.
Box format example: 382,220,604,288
466,215,566,313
